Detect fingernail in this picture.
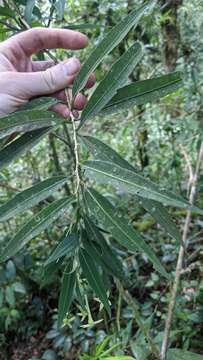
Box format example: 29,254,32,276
63,58,80,75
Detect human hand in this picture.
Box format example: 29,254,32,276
0,28,95,118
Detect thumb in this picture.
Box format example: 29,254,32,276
15,57,81,98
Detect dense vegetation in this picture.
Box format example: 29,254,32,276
0,1,203,359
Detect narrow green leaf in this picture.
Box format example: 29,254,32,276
167,349,203,360
73,0,157,96
24,0,36,24
101,72,183,116
0,197,73,262
105,357,135,360
82,136,182,244
0,127,51,171
84,161,203,214
45,233,79,265
58,259,76,327
79,42,142,127
0,6,15,17
0,110,63,139
84,216,124,279
79,248,111,315
64,24,100,30
20,97,57,111
0,176,67,222
84,188,169,279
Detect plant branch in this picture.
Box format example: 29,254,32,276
160,140,203,360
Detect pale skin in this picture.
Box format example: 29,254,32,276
0,28,96,118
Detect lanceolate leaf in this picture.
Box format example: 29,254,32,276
82,136,182,244
84,216,124,279
84,161,203,214
84,188,169,279
58,259,76,327
0,5,15,17
0,110,63,139
0,176,67,222
101,72,183,115
79,42,142,128
0,127,52,171
20,97,57,111
45,233,79,265
72,0,157,96
79,248,111,314
0,197,73,262
167,349,203,360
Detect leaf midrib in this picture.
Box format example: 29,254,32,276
84,163,187,206
105,77,181,108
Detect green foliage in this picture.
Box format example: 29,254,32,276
0,0,203,358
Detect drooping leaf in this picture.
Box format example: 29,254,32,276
58,259,76,327
45,233,79,265
101,72,183,116
167,349,203,360
0,110,63,139
0,197,73,262
79,248,111,314
79,42,142,128
82,136,182,244
0,176,67,222
41,257,64,287
24,0,36,24
84,160,202,214
0,127,52,171
72,0,157,96
84,188,169,279
84,216,124,279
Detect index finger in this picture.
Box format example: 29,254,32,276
6,28,88,56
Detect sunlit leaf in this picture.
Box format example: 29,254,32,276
79,247,111,315
0,110,63,139
0,176,67,222
0,127,52,170
84,160,202,214
45,233,79,265
84,188,169,279
0,197,73,262
79,42,142,128
101,72,183,116
58,259,76,327
72,0,157,96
